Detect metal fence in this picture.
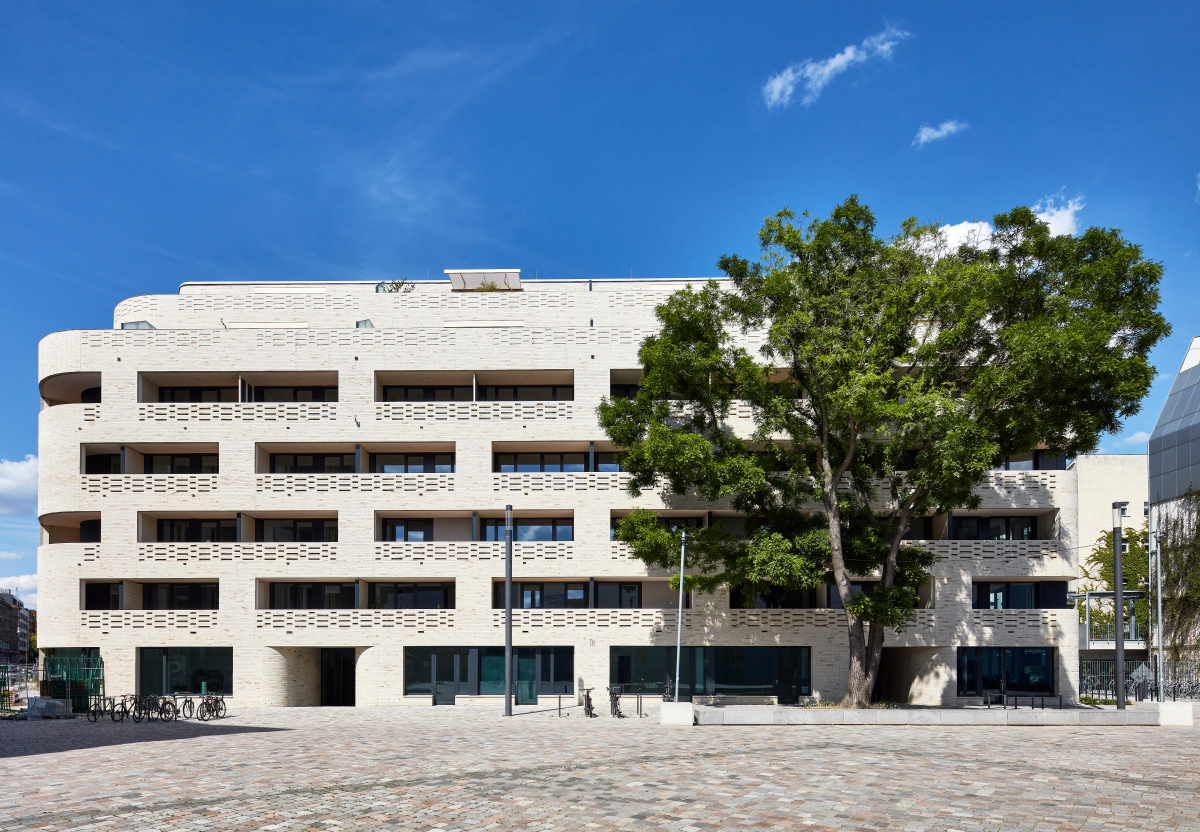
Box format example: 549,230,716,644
1080,657,1200,701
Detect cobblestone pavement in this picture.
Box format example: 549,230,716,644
2,704,1199,831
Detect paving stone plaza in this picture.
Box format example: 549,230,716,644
2,706,1199,831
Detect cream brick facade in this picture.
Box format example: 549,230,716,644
38,277,1086,706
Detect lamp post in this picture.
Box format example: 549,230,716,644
504,504,513,717
674,531,686,703
1113,501,1128,710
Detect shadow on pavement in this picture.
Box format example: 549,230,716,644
0,719,290,758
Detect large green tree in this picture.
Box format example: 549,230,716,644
600,196,1169,706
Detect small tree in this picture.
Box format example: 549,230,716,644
600,196,1169,706
379,277,416,293
1080,522,1151,637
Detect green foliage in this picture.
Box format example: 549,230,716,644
1158,489,1200,656
1080,522,1150,633
475,279,502,292
380,277,416,293
599,194,1169,702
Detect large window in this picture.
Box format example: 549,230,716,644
270,453,355,473
957,646,1055,696
158,387,237,403
596,582,641,608
994,450,1067,471
84,583,121,610
146,454,219,474
610,646,811,703
949,516,1038,541
478,385,573,401
256,518,338,542
382,385,472,402
972,580,1069,610
143,583,218,610
609,384,640,399
369,582,454,609
827,582,877,609
493,581,589,609
404,646,574,701
269,582,356,609
371,453,455,473
253,386,337,402
139,647,233,695
494,452,623,473
158,518,237,543
84,454,121,474
481,518,573,542
380,518,433,542
730,586,819,609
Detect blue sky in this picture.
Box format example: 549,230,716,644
2,2,1198,605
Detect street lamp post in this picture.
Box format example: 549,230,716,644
1113,501,1128,710
504,504,513,717
673,531,686,703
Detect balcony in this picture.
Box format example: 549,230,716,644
492,472,629,493
136,543,339,563
1082,615,1148,650
80,475,218,496
375,401,575,422
974,470,1064,509
491,608,685,631
373,541,576,563
138,402,337,422
918,540,1071,572
256,474,453,495
81,610,219,631
256,609,454,631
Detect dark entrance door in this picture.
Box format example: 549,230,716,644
434,647,459,705
320,648,356,706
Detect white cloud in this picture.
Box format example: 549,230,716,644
939,220,993,251
762,26,912,110
0,551,22,560
913,119,968,148
0,455,37,516
0,574,36,608
1118,431,1151,446
1033,194,1085,236
1195,172,1200,204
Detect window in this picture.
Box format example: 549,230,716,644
972,580,1069,610
369,582,454,609
493,453,587,473
994,451,1067,471
79,519,102,543
157,518,237,543
158,387,237,403
828,582,877,609
609,384,640,399
596,582,641,608
143,583,219,610
379,518,432,542
253,386,337,402
478,385,573,401
609,646,811,702
957,646,1055,695
493,581,589,609
84,583,121,610
146,454,219,474
610,515,702,540
901,517,936,540
139,647,232,695
256,518,338,542
949,516,1038,540
270,453,356,473
403,646,574,698
84,454,120,474
269,582,356,609
481,518,573,542
730,586,819,609
595,452,625,472
382,385,472,402
81,387,102,403
371,453,455,473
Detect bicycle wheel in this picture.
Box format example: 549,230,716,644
159,701,176,721
131,702,145,723
197,701,210,722
181,698,194,719
216,698,227,718
87,703,99,723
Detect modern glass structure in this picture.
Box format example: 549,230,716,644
1149,336,1200,503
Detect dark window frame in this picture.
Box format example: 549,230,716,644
268,582,356,609
481,517,573,542
156,518,237,543
269,453,356,474
381,385,472,402
369,582,455,609
157,386,238,403
477,385,574,402
255,518,338,543
146,454,220,475
252,386,338,403
370,453,456,474
143,583,219,610
379,518,433,542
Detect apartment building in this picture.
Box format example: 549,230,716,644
38,272,1086,706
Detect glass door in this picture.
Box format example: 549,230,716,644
434,647,458,705
515,647,536,705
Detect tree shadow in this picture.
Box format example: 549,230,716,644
0,719,291,758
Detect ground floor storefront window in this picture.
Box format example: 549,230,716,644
404,645,573,704
139,647,233,695
957,646,1055,696
610,645,811,703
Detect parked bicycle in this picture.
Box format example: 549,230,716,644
581,687,597,718
608,686,625,718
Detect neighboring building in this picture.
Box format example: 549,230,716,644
0,589,24,664
17,605,29,662
38,274,1084,706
